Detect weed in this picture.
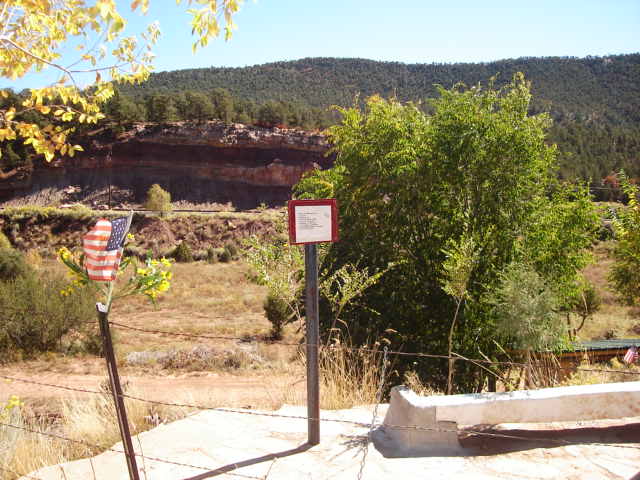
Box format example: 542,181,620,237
173,242,194,263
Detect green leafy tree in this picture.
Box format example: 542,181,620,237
244,218,388,340
182,91,215,123
566,281,601,339
440,232,478,394
296,75,599,391
609,175,640,304
144,183,172,216
257,100,287,127
244,233,305,332
145,94,178,123
105,89,146,126
210,88,235,123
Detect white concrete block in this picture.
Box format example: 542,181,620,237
382,382,640,454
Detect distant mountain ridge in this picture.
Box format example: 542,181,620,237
128,54,640,126
114,54,640,184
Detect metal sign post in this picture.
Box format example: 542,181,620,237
288,199,339,446
97,303,140,480
304,243,320,445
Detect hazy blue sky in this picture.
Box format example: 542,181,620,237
3,0,639,89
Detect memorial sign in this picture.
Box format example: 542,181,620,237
287,198,338,445
288,199,338,244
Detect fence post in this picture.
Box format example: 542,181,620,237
305,243,320,445
97,303,140,480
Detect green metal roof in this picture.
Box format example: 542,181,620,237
572,338,640,352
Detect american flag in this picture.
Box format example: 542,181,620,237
83,216,131,281
623,346,638,365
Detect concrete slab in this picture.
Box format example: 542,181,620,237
22,404,640,480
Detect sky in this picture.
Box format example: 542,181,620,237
3,0,639,90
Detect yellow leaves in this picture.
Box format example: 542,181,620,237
0,128,16,142
1,0,243,164
4,108,16,121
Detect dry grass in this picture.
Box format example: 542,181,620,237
579,241,640,340
0,388,189,480
114,261,266,320
402,370,442,396
319,340,386,410
561,357,640,386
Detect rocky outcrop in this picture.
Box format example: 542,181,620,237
2,122,334,209
66,122,333,187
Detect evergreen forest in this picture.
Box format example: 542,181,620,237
2,54,639,193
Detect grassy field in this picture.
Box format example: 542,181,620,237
581,240,640,340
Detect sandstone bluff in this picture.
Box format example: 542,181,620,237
1,122,334,209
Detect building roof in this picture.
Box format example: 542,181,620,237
573,338,640,352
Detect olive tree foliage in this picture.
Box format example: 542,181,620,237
295,75,599,391
0,0,242,169
485,262,565,387
485,262,563,353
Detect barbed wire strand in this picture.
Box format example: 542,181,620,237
58,464,68,480
0,422,261,480
3,374,639,452
2,398,639,480
0,463,43,480
106,321,640,376
357,346,389,480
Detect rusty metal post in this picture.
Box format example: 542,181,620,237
97,303,140,480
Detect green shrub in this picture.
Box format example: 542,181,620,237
218,248,232,263
173,242,193,263
0,273,96,359
206,247,219,264
0,231,11,249
192,250,208,262
144,184,172,217
263,293,292,340
224,242,239,259
123,245,147,260
0,249,32,281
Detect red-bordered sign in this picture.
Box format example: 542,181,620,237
288,199,339,245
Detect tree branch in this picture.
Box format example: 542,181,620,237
0,168,19,181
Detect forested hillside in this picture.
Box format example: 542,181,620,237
2,55,639,190
129,55,640,125
121,54,640,185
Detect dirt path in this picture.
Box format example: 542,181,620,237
0,369,305,411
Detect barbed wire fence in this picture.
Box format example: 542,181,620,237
2,319,640,480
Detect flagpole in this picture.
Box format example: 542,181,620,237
96,211,139,480
98,301,140,480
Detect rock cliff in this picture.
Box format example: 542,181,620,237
2,122,334,209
